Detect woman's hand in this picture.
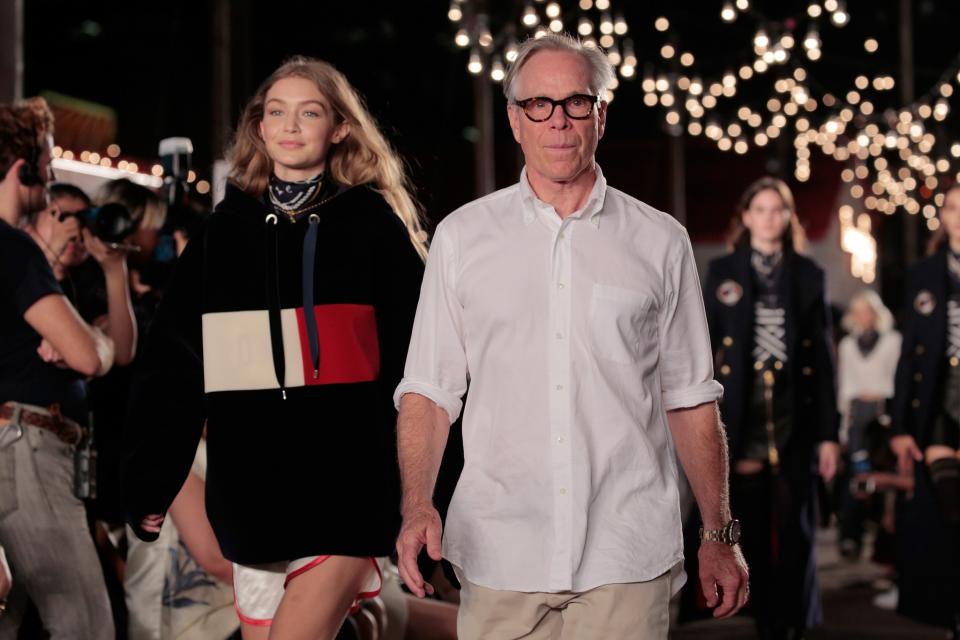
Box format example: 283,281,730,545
818,441,841,482
140,514,165,533
890,435,923,476
81,229,126,273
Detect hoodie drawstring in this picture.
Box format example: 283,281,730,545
302,214,321,379
264,213,287,400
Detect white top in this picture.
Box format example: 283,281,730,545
837,330,901,440
395,167,723,593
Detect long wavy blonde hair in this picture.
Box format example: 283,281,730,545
228,56,427,259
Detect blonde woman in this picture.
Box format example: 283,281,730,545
836,290,900,558
123,57,426,640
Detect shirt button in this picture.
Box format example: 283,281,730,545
558,282,565,289
556,332,563,339
555,384,563,391
557,436,565,444
559,488,567,496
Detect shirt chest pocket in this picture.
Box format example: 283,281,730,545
588,284,655,364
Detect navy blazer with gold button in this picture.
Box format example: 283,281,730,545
891,248,952,446
704,246,839,465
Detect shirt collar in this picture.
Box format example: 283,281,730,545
518,165,608,228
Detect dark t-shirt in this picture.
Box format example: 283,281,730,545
0,219,87,422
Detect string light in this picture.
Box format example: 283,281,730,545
448,1,463,22
522,4,539,27
721,2,736,22
447,2,960,270
467,49,483,74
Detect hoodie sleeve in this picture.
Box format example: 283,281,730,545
370,204,426,417
122,223,208,542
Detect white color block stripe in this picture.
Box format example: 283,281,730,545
202,310,305,393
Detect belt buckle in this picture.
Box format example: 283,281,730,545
0,405,24,450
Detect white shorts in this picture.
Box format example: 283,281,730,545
233,555,383,627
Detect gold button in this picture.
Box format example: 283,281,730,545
802,339,812,348
915,372,924,382
951,356,960,367
720,365,731,376
754,360,764,371
802,367,813,376
916,345,925,355
912,399,921,408
774,360,784,370
722,336,733,347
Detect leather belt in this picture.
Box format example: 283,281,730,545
0,402,83,446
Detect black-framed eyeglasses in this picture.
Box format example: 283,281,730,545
513,94,599,122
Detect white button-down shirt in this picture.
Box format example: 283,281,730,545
395,166,723,593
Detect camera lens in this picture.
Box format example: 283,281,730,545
88,203,135,244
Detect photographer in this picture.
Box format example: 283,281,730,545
24,182,138,367
0,97,115,639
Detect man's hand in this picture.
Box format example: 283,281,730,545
890,434,923,476
698,542,749,618
140,514,165,533
396,503,442,598
818,441,841,482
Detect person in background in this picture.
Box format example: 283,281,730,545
688,176,840,640
836,290,900,559
125,435,239,640
0,97,115,638
23,182,137,368
889,182,960,633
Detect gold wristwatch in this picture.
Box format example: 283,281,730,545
699,519,742,546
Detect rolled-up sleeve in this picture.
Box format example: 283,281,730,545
658,229,724,411
393,221,469,424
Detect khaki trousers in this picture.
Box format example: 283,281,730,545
456,570,671,640
0,423,113,640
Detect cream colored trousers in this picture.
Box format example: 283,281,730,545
455,570,671,640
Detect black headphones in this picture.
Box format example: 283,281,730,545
17,118,44,187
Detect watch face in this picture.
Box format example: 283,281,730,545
728,519,742,543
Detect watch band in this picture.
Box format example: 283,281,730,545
699,518,741,546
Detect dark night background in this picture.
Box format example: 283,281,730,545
21,0,960,246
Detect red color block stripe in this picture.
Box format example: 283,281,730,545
294,304,380,385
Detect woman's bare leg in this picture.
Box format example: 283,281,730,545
241,621,271,640
269,555,374,640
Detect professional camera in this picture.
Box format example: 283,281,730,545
58,202,136,245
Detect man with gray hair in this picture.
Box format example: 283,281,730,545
395,33,748,638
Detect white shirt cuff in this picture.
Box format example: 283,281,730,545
662,380,724,412
393,379,463,424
